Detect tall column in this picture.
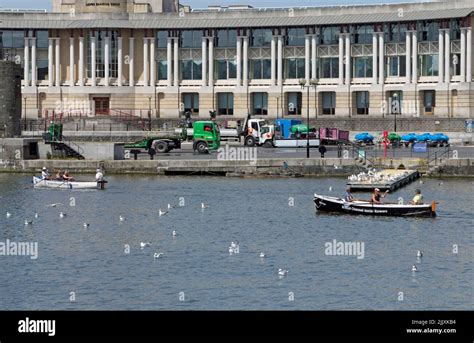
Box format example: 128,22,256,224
243,36,249,86
69,37,74,86
305,35,311,84
79,36,84,87
202,37,207,86
166,37,172,87
460,28,466,83
55,38,61,87
236,37,242,86
91,35,96,87
438,29,444,83
24,37,29,86
467,27,472,82
48,38,54,87
173,38,179,87
345,33,351,85
31,37,37,86
406,31,411,84
277,35,283,86
444,29,450,83
378,32,384,84
412,31,418,84
270,36,276,86
208,37,214,87
338,33,344,85
117,36,123,86
372,32,378,84
150,37,156,86
129,37,135,87
311,34,317,80
143,38,149,87
104,36,110,86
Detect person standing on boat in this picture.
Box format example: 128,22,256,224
41,167,51,180
344,187,355,202
371,188,389,204
409,189,424,205
95,168,104,182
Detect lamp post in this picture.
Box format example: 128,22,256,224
393,93,398,132
300,78,318,158
276,96,280,119
148,96,152,131
23,96,27,131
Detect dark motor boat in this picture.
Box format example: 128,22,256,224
314,194,437,217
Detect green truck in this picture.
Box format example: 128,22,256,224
124,121,220,156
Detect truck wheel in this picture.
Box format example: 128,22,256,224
196,141,208,154
154,141,169,154
245,136,256,147
264,140,274,148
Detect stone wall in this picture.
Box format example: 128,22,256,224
0,61,22,138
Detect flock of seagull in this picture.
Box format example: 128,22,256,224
6,200,290,279
348,170,411,183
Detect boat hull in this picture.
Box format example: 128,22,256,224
33,177,105,190
314,194,436,217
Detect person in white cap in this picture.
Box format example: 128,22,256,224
41,167,50,180
371,188,389,204
95,168,104,182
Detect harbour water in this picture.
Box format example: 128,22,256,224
0,174,472,310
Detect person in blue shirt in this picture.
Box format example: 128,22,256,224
344,187,355,202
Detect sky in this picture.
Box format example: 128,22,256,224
0,0,422,11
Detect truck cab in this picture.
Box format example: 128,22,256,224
193,121,221,154
242,117,275,147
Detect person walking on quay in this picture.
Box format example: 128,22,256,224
319,145,327,158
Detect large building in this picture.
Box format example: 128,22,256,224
0,0,473,120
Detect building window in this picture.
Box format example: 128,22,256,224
287,92,302,115
450,20,461,40
182,93,199,115
158,60,167,80
387,56,406,77
157,30,168,49
321,92,336,115
218,93,234,115
250,29,272,47
423,90,436,114
181,59,202,80
216,29,237,48
251,59,271,79
286,28,306,46
419,54,439,76
87,30,118,79
353,25,373,44
352,57,373,78
0,30,25,66
252,92,268,115
181,30,203,49
385,24,407,43
418,22,439,42
355,91,370,115
36,30,49,81
216,59,237,79
320,27,339,45
285,58,305,79
319,57,339,78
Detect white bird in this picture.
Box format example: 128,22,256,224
83,223,90,228
278,269,289,277
201,202,209,209
140,242,151,249
47,203,62,208
159,209,168,217
439,182,443,186
417,250,423,258
167,204,176,210
172,230,177,237
59,212,66,218
412,265,418,272
230,241,239,249
34,213,39,219
228,246,235,254
419,180,424,185
259,252,266,258
6,212,11,218
154,252,164,259
329,186,333,192
334,165,341,170
119,216,126,222
24,220,32,226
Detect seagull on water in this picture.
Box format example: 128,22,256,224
412,265,418,272
119,216,126,222
278,269,289,277
34,213,39,219
59,212,66,218
159,209,168,217
259,252,266,258
201,203,210,209
83,223,90,228
140,242,151,249
167,204,176,210
6,212,11,218
47,203,63,208
172,230,177,237
24,219,33,226
417,250,423,258
329,186,333,192
154,252,164,259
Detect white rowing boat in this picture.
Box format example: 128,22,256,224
33,176,107,190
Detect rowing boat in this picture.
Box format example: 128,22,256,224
314,194,436,217
33,177,107,190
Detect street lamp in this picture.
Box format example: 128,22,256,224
300,78,318,158
148,96,152,131
276,96,280,119
23,96,27,131
392,93,399,132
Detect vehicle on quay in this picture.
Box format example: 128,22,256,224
314,194,437,217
